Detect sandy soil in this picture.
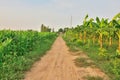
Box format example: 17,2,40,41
24,36,109,80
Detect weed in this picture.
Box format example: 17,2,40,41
83,75,103,80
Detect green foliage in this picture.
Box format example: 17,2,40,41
75,58,95,68
63,13,120,80
0,30,57,80
58,28,64,32
41,24,51,32
84,76,103,80
116,49,120,57
108,59,120,80
98,48,107,57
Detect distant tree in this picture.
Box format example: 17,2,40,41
58,28,64,33
41,24,45,32
41,24,51,32
63,27,69,33
47,27,51,32
52,28,55,32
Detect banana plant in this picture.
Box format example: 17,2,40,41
116,29,120,51
107,20,116,46
82,14,89,43
88,22,98,44
96,17,109,49
82,14,94,43
112,13,120,52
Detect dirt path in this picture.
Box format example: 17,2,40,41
24,36,109,80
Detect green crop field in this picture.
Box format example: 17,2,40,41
63,13,120,80
0,30,57,80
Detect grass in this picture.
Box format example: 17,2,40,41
63,37,120,80
83,75,103,80
74,58,95,68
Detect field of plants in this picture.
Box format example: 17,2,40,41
0,30,57,80
63,13,120,80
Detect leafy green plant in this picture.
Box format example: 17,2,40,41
0,30,57,80
63,13,120,80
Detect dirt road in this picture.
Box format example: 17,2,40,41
24,36,109,80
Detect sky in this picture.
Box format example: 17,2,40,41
0,0,120,31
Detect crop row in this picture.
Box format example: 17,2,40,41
0,30,57,80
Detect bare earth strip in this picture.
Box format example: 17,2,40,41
24,36,109,80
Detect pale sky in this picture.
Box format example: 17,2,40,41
0,0,120,31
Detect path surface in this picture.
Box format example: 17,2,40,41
24,36,109,80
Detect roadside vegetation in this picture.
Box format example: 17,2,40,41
0,30,57,80
63,13,120,80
